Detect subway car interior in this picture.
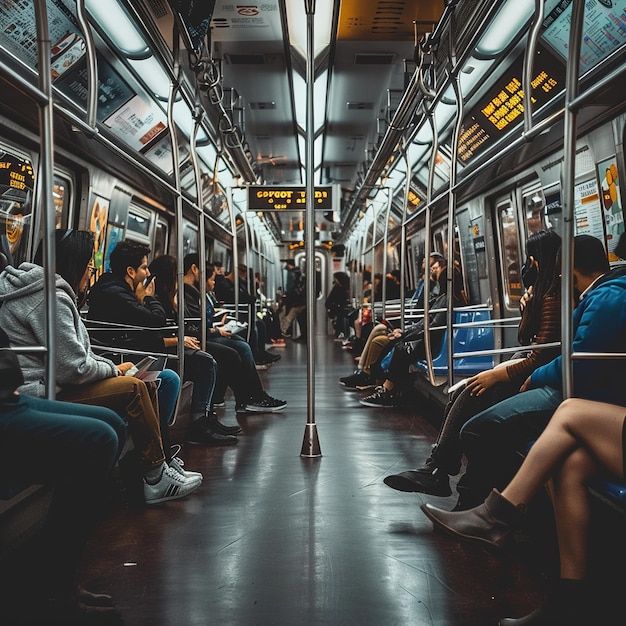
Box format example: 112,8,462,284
1,0,626,624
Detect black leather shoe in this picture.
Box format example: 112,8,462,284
209,415,243,435
186,419,238,445
384,466,451,496
421,489,523,550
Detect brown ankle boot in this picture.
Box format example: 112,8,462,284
421,488,524,549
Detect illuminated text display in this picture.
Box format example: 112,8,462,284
248,186,333,211
458,47,566,164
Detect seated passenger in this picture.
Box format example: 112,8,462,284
0,229,201,504
87,241,238,446
0,326,124,623
148,254,241,440
421,397,625,626
183,255,287,413
214,262,279,365
384,229,562,495
434,235,626,511
340,255,446,390
358,258,465,408
325,271,351,339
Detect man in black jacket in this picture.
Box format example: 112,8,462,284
87,240,239,445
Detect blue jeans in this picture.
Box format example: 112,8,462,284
157,369,181,426
157,368,181,461
0,394,125,594
457,385,563,506
183,349,217,418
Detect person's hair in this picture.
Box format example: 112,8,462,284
184,253,214,278
184,253,200,274
34,229,94,295
519,229,562,344
109,240,151,278
333,271,350,291
211,260,223,268
148,254,177,312
573,234,609,276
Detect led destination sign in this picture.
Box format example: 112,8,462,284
458,45,566,164
248,186,334,211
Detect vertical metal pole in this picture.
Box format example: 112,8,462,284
190,108,207,349
399,147,411,332
75,0,98,129
561,0,585,399
34,0,57,400
522,0,545,134
446,16,464,389
168,27,185,374
301,0,321,458
381,192,391,314
227,186,240,316
422,112,438,386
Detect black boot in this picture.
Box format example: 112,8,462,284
499,579,589,625
421,489,524,549
383,456,452,496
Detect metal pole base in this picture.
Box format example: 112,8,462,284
300,423,322,458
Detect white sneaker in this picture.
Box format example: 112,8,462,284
144,465,201,504
169,457,203,481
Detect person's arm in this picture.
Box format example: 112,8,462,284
505,293,561,385
529,285,626,391
52,294,118,385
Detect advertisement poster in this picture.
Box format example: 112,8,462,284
103,94,168,152
597,156,624,260
574,179,605,243
104,224,124,273
89,196,108,277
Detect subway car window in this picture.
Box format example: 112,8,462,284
127,207,152,240
0,150,34,266
183,222,198,257
497,201,523,308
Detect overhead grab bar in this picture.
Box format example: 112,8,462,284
75,0,98,129
522,0,545,135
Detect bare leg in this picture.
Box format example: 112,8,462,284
502,398,625,507
547,447,596,579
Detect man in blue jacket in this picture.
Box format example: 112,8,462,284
453,235,626,510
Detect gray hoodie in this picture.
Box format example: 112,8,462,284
0,262,117,397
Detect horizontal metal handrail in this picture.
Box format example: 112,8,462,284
450,341,561,359
90,344,178,361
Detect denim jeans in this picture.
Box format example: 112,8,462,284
157,369,181,426
0,394,124,594
207,334,263,401
456,385,563,506
182,349,217,417
58,376,166,473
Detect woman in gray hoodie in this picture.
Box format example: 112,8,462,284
0,229,200,504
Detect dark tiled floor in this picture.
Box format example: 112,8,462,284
79,327,578,626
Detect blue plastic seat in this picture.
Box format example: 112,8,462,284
414,309,494,378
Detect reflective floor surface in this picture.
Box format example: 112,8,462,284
80,322,625,625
